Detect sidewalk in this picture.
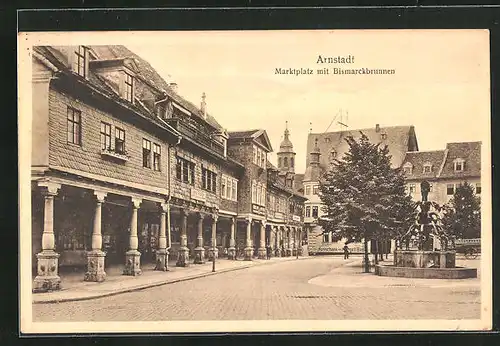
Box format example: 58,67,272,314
308,256,481,289
33,256,311,304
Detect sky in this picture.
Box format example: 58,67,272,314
125,30,489,174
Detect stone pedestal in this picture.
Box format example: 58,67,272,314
227,247,236,260
33,251,61,293
123,250,142,276
208,248,219,260
176,247,190,267
84,250,106,282
394,250,456,268
244,247,253,261
258,247,267,259
194,247,205,264
155,248,169,271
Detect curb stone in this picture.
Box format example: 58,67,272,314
33,256,314,304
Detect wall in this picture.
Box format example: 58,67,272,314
169,145,221,209
407,177,481,206
48,89,169,190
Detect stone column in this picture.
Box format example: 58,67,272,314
124,198,142,276
286,227,292,256
176,209,190,267
155,203,169,271
33,182,62,293
297,228,304,256
208,214,219,260
244,218,253,261
278,227,283,257
228,217,236,260
194,213,205,264
85,191,107,281
258,221,267,259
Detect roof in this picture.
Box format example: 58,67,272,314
228,129,274,152
305,125,418,169
402,150,446,179
440,142,481,179
89,45,224,131
402,141,481,180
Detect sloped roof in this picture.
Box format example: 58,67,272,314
305,125,418,169
440,141,481,179
89,45,224,131
228,129,274,152
402,150,446,179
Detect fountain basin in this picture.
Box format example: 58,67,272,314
394,250,455,268
375,264,477,279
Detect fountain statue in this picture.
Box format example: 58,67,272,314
375,180,477,279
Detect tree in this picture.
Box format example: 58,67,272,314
318,132,415,273
442,182,481,240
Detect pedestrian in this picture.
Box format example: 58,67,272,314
266,244,271,260
343,244,350,260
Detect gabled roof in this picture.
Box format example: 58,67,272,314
305,125,418,169
402,150,446,179
439,141,481,179
228,129,274,152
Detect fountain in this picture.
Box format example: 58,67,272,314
375,180,477,279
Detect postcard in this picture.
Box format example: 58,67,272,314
18,29,492,333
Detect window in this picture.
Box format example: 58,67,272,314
454,159,465,172
278,157,282,168
67,107,81,145
176,157,195,184
403,163,413,175
323,232,329,243
202,166,217,193
423,164,432,173
409,184,416,193
290,157,294,168
312,206,319,218
261,151,266,167
305,186,311,195
284,157,289,167
447,184,455,195
330,150,337,161
253,146,258,165
380,133,387,140
124,72,134,103
221,175,238,201
100,122,111,150
257,150,261,167
153,143,161,171
476,183,481,194
313,185,319,195
324,137,330,143
73,46,87,77
305,206,311,217
115,128,125,154
143,139,152,168
157,104,165,119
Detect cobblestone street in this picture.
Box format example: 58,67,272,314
32,256,481,321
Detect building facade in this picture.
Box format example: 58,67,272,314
30,45,306,293
303,124,419,255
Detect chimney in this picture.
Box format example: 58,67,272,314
200,92,207,119
375,124,380,133
169,82,178,93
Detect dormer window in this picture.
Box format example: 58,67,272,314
124,72,134,103
380,133,387,140
324,137,330,143
73,46,88,78
454,158,465,172
403,162,413,175
423,163,432,173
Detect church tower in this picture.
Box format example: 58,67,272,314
277,121,296,174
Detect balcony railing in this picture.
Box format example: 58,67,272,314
165,118,225,157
